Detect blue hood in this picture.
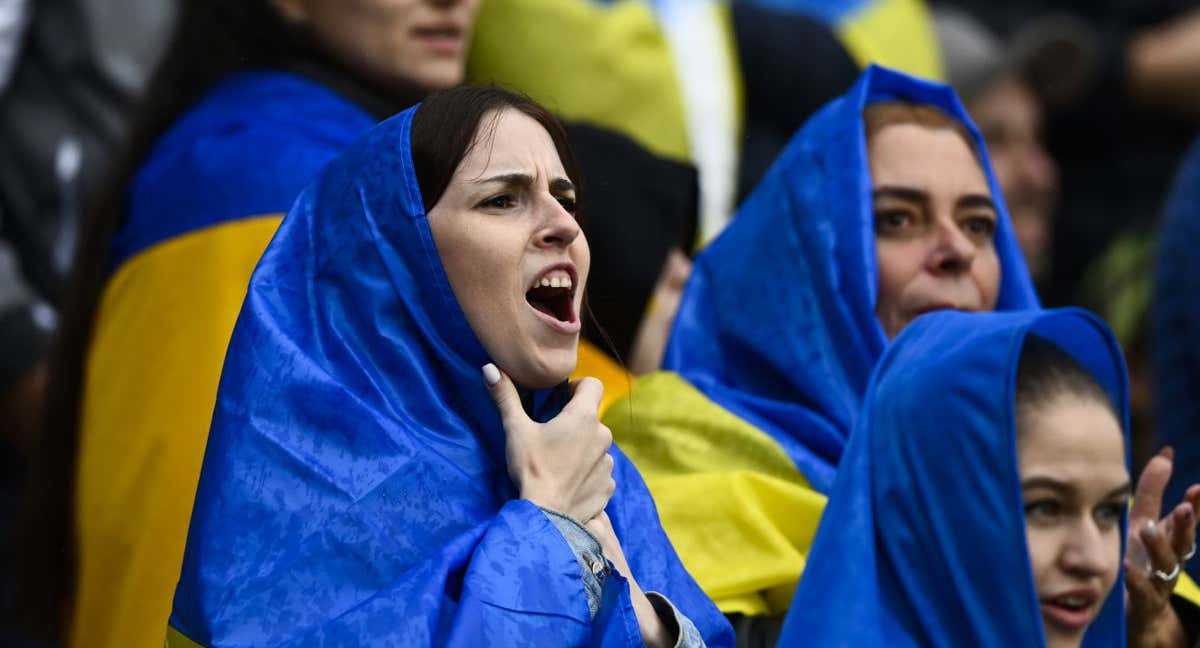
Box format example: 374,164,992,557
664,65,1040,492
170,105,732,646
781,308,1129,647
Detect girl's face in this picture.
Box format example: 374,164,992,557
271,0,479,93
869,123,1001,339
1018,394,1129,648
428,108,590,389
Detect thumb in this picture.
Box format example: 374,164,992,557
482,363,529,429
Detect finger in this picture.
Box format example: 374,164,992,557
1141,521,1181,590
661,248,693,289
1170,502,1196,561
565,376,604,415
1131,447,1174,524
1125,559,1161,619
1186,484,1200,516
482,364,531,429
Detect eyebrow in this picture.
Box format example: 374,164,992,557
472,173,575,193
1021,477,1133,501
872,185,996,212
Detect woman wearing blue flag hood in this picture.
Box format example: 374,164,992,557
166,86,733,647
778,308,1137,647
602,65,1039,634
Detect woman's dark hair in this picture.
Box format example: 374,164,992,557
14,0,331,637
1015,334,1120,430
411,86,583,215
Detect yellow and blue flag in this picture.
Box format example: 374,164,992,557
72,71,376,648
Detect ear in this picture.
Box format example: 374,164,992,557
269,0,309,23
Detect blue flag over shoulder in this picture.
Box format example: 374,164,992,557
780,308,1129,646
167,105,732,647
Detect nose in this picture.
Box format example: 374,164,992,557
1059,520,1112,579
925,219,977,276
534,195,581,250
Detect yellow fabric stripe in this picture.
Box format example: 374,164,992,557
164,626,205,648
837,0,945,81
1177,572,1200,605
572,339,632,415
604,372,825,616
73,215,283,648
467,0,691,162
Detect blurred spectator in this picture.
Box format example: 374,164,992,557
938,0,1200,306
2,0,171,643
1155,137,1200,582
934,7,1094,286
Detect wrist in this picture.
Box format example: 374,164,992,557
631,587,672,648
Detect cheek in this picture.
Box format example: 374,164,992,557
974,250,1001,309
874,241,919,310
431,220,518,327
1024,526,1057,586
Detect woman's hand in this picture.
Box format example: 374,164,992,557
484,364,615,524
1127,447,1200,648
585,513,675,648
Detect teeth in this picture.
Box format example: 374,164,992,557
532,272,572,290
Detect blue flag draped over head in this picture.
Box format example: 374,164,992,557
168,105,732,647
663,65,1040,493
779,308,1129,647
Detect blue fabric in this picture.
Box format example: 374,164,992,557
112,70,377,269
733,0,869,23
663,65,1039,493
1155,137,1200,583
169,105,732,647
780,308,1130,647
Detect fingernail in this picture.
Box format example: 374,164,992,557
482,363,501,386
1145,519,1159,537
1161,446,1175,461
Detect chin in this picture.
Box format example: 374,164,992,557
405,61,465,92
509,350,577,390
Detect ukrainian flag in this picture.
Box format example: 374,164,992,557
70,71,375,648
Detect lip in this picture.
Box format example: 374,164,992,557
911,302,957,318
1040,589,1099,632
411,22,465,56
525,262,580,335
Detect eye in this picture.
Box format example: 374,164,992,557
961,215,997,239
1093,501,1125,528
556,195,579,215
1025,499,1062,522
875,209,913,232
478,194,518,210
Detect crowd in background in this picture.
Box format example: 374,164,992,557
2,0,1200,646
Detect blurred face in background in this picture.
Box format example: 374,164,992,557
867,106,1002,339
271,0,479,93
1017,393,1127,648
969,75,1058,282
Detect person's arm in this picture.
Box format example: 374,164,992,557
586,512,706,648
1127,8,1200,119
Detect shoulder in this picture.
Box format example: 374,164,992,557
114,71,375,267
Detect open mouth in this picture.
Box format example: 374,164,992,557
525,266,578,330
1040,592,1097,631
